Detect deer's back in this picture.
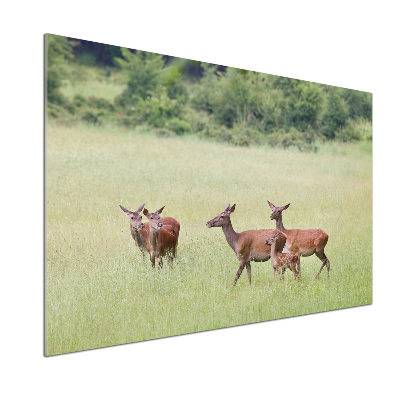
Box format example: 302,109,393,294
237,229,286,261
161,217,180,236
277,252,299,265
156,224,179,255
285,228,328,254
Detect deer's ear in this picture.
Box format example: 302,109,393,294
120,205,132,215
229,204,236,213
282,203,290,210
143,208,149,216
137,203,145,213
224,204,231,212
156,206,165,215
267,200,275,210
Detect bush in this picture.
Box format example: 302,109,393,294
185,109,210,133
336,118,372,142
135,87,183,127
267,128,318,152
284,82,323,131
115,49,165,108
198,123,229,142
87,96,115,112
46,34,76,105
81,110,102,125
320,88,348,139
166,118,192,135
190,64,220,113
229,123,264,146
72,94,87,108
155,128,176,137
344,89,372,121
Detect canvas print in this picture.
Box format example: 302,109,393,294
45,34,372,356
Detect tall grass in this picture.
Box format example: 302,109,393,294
60,64,125,101
46,122,372,355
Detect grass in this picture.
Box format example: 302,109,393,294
60,63,125,101
45,122,372,355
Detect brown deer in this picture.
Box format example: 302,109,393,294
206,204,286,286
267,200,331,278
143,206,180,268
265,233,299,280
120,204,150,261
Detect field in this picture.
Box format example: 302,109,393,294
45,122,372,356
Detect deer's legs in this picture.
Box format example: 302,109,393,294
158,257,163,269
150,255,156,269
296,257,301,278
245,262,251,286
289,262,299,280
167,255,174,268
315,251,330,279
233,261,247,286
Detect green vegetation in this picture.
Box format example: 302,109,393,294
46,122,372,356
45,34,372,149
45,34,372,356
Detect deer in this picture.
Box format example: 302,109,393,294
206,204,286,286
143,206,180,268
119,204,150,261
267,200,331,279
265,233,299,281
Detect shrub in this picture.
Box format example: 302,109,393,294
155,128,176,137
284,82,323,131
46,34,76,105
190,64,220,113
229,123,264,146
87,96,115,112
81,110,102,125
344,89,372,121
320,88,348,139
115,49,165,108
267,128,318,152
135,87,183,127
185,109,210,133
72,94,87,108
336,118,372,142
166,118,192,135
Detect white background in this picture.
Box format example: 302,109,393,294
1,1,399,399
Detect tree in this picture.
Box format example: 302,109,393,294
46,34,75,104
115,49,165,107
320,88,348,139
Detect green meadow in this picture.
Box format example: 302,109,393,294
45,122,372,356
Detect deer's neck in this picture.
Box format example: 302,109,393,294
131,226,146,248
222,219,240,252
275,216,286,233
270,241,278,266
148,227,158,252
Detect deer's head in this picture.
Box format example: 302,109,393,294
206,204,236,228
143,206,165,231
120,204,146,231
265,233,280,246
267,200,290,221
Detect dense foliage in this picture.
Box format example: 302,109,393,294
46,34,372,149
